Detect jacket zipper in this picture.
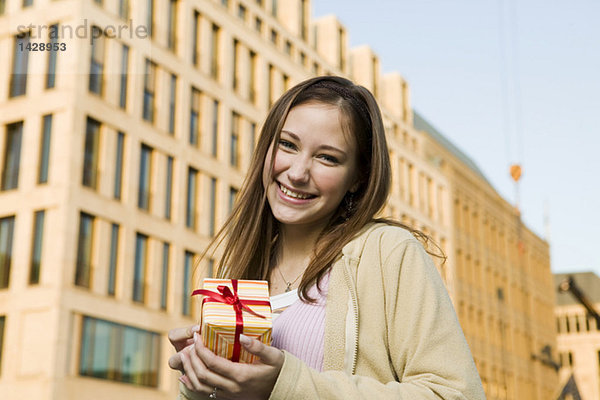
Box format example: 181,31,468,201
342,256,360,375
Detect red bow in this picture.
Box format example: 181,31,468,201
192,280,270,362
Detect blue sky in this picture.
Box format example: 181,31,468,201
313,0,600,276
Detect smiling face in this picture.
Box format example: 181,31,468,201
262,102,359,235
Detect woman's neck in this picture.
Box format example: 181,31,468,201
269,223,326,295
278,224,323,260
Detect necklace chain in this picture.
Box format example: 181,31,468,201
276,266,303,292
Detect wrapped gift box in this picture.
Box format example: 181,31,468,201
194,279,272,363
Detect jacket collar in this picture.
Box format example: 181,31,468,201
341,221,382,262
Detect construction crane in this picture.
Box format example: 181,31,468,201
558,276,600,327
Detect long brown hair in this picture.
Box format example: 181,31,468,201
202,76,442,301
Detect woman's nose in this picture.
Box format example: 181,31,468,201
286,156,310,184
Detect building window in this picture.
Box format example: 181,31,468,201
10,32,30,97
107,223,119,296
254,17,262,33
169,74,177,135
119,45,129,109
79,316,160,386
250,122,256,153
190,88,201,146
271,0,277,16
89,26,104,95
183,251,194,316
211,100,219,156
161,242,169,310
283,74,289,91
268,64,274,107
0,315,5,374
0,0,5,14
565,315,570,333
28,210,45,285
138,144,152,211
238,4,246,20
192,11,200,67
230,112,240,167
229,187,238,213
568,351,573,366
133,233,148,303
46,24,58,89
249,51,257,103
114,132,124,199
372,56,379,97
167,0,178,51
82,117,100,189
300,0,307,40
585,314,591,331
0,216,15,289
75,212,94,288
270,29,278,45
338,27,345,70
1,121,23,191
38,115,52,184
209,177,216,236
186,168,197,229
284,40,291,55
210,24,220,79
143,59,156,123
146,0,154,38
165,156,173,219
232,39,239,90
119,0,129,20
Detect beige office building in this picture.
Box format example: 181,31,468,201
0,0,555,399
555,272,600,400
415,117,558,400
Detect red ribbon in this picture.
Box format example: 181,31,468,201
192,279,270,362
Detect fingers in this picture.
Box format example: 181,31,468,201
239,334,284,367
168,325,200,345
181,340,237,392
194,334,241,381
168,352,183,372
179,350,215,394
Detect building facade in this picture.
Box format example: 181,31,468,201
0,0,554,399
555,272,600,400
416,115,557,400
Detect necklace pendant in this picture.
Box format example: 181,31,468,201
285,282,292,292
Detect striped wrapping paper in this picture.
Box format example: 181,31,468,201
198,279,272,363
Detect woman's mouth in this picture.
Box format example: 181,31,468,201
278,183,316,200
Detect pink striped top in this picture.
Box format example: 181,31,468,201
271,272,329,371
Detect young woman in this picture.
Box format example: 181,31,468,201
168,76,486,400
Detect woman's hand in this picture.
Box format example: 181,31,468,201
169,326,284,400
168,325,200,374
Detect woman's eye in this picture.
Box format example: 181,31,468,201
319,154,339,164
278,139,295,149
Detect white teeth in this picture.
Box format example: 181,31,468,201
279,184,312,199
